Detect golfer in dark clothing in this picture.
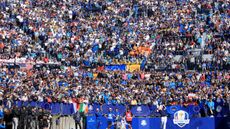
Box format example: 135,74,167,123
73,111,82,129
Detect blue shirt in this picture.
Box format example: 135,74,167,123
95,111,103,121
206,101,215,110
0,124,5,129
107,112,115,121
0,110,4,119
169,82,176,89
114,111,121,121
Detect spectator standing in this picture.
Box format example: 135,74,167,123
73,111,82,129
11,106,19,129
125,109,132,126
95,108,103,129
3,109,12,129
106,108,115,129
206,99,215,116
0,105,5,129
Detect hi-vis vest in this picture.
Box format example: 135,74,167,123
126,112,132,121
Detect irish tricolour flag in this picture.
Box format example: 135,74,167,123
78,103,88,113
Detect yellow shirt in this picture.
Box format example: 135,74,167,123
93,73,98,79
131,100,137,105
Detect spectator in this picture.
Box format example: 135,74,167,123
95,108,103,129
125,109,132,126
206,98,215,116
73,111,82,129
106,108,115,129
11,106,19,129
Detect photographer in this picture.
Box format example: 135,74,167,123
3,108,13,129
38,108,50,129
12,106,20,129
0,105,5,129
30,107,39,129
18,106,27,129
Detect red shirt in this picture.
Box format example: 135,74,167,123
126,111,132,122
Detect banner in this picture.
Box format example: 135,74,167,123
43,102,51,111
29,101,37,107
86,117,215,129
166,117,215,129
132,118,151,129
88,103,101,115
51,103,61,115
126,64,140,72
88,116,129,129
87,116,97,129
140,57,147,70
61,103,74,115
105,64,126,71
166,105,200,117
131,117,215,129
166,105,180,116
215,117,230,129
12,101,227,119
101,104,126,114
0,58,60,65
131,105,150,117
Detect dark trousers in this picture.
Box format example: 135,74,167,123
96,121,102,129
80,112,86,129
75,122,81,129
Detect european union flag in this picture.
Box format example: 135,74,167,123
92,44,99,53
179,24,185,34
140,57,147,70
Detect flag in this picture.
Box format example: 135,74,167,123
179,23,187,34
83,60,91,67
140,57,147,70
73,103,78,113
92,44,99,53
78,103,88,113
97,66,104,71
127,64,140,72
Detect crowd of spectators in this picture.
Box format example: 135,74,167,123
0,0,229,128
0,0,229,66
0,65,229,110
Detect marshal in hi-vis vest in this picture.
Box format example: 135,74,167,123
126,111,132,122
